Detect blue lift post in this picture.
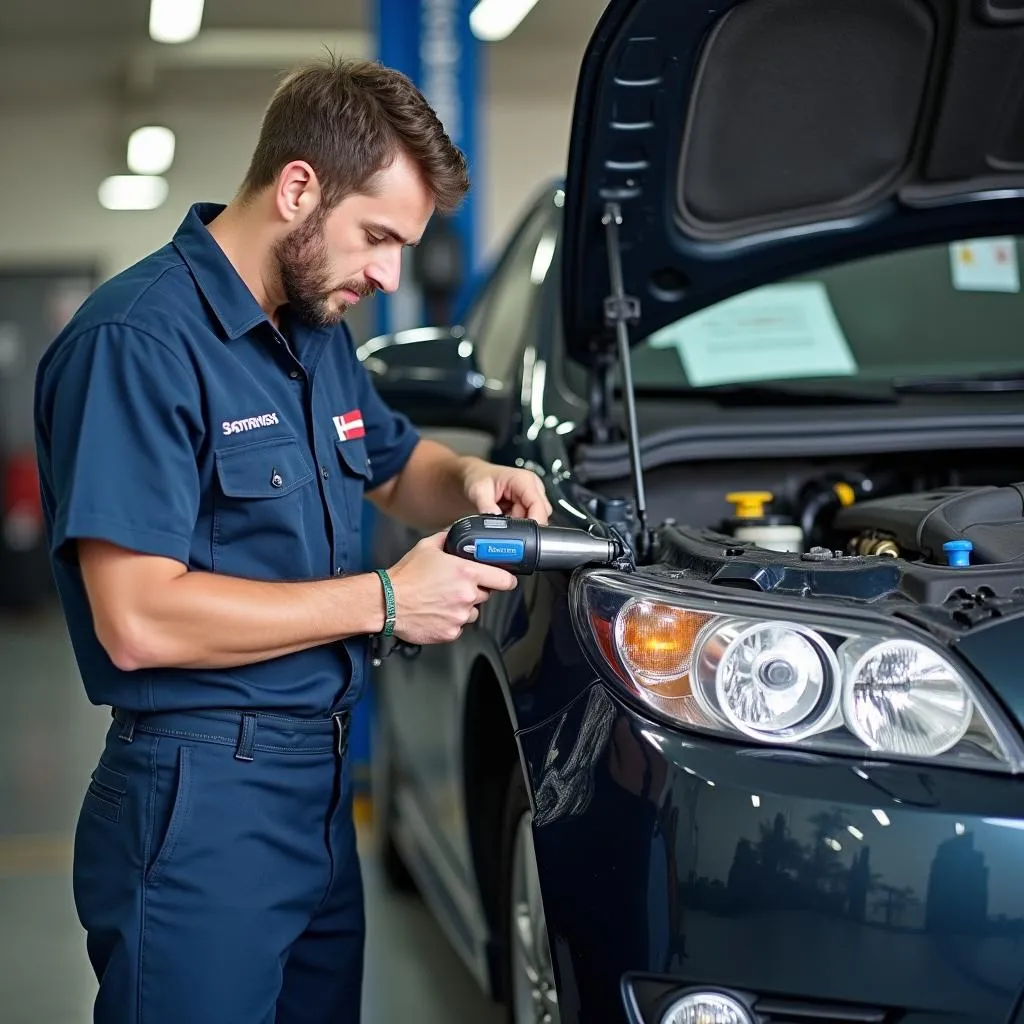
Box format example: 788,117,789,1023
372,0,483,340
349,0,484,795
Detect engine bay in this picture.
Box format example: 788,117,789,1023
831,484,1024,566
576,446,1024,620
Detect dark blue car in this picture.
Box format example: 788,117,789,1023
365,1,1024,1021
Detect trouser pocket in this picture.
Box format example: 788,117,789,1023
72,742,145,954
145,743,194,886
82,760,128,823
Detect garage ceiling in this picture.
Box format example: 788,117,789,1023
0,0,608,104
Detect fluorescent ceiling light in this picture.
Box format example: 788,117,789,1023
98,175,169,211
127,126,176,175
470,0,540,41
149,0,205,44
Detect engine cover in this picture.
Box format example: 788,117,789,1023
832,483,1024,565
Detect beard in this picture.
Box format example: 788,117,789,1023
272,214,376,328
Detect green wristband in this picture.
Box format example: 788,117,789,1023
374,568,396,637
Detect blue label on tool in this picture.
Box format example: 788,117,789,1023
475,539,525,562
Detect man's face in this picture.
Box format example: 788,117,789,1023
274,151,435,327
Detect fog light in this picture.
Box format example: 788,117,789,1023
662,991,752,1024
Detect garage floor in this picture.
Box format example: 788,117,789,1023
0,605,502,1024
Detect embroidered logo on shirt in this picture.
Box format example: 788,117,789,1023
222,412,280,436
333,409,365,441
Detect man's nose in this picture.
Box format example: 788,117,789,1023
366,249,402,295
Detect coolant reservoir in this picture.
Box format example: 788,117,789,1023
725,491,804,553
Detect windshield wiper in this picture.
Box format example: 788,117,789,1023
893,372,1024,393
626,382,898,405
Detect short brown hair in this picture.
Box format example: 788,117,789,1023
240,53,469,214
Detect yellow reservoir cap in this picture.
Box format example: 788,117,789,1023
833,482,856,507
726,491,774,518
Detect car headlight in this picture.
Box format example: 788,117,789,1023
573,570,1023,772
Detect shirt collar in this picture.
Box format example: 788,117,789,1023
172,202,270,341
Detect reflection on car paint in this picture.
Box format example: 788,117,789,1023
533,684,616,827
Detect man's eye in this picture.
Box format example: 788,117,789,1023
367,234,384,246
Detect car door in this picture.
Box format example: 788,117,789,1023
393,196,562,866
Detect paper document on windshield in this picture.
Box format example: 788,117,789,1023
648,281,858,388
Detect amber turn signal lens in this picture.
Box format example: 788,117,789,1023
616,600,712,688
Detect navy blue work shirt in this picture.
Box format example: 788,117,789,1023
34,202,420,717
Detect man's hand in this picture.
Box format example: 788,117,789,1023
460,457,552,525
366,440,553,531
387,532,518,643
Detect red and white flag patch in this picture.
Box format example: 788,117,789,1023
333,409,365,441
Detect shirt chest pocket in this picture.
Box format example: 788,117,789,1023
213,436,317,579
334,437,373,527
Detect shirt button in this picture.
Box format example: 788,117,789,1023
270,471,283,488
321,467,329,479
289,369,301,380
335,567,343,576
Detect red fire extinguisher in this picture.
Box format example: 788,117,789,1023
2,451,43,552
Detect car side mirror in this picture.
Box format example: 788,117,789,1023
358,327,504,433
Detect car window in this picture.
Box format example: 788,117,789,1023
470,209,559,383
629,236,1024,389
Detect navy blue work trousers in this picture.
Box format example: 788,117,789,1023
72,707,363,1024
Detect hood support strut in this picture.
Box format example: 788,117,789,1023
601,201,652,558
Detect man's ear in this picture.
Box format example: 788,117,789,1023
274,161,322,224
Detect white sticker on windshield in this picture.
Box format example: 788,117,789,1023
647,281,858,388
950,238,1020,293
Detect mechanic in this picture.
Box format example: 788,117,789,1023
33,55,551,1024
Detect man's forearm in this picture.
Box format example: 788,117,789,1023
369,439,476,530
141,572,386,670
86,549,387,672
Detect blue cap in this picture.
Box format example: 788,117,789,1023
943,539,973,568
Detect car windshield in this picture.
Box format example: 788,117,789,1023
628,235,1024,391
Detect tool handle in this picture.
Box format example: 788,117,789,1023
443,515,541,573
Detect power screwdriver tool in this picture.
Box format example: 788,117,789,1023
371,514,628,665
443,514,624,574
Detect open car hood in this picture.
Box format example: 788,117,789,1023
562,0,1024,366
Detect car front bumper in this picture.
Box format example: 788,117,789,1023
518,680,1024,1024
